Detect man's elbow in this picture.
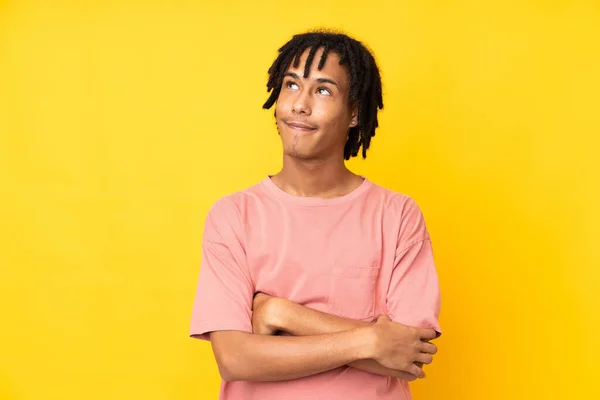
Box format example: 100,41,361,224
211,332,250,382
215,352,255,382
216,359,239,382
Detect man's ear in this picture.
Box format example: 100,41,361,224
349,102,359,128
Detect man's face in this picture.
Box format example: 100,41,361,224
275,47,357,160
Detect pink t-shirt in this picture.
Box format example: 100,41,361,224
190,176,441,400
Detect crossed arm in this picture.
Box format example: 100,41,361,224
209,294,438,382
251,293,436,379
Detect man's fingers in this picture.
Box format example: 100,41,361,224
418,328,438,341
415,353,433,365
420,341,438,355
401,372,418,382
408,364,425,379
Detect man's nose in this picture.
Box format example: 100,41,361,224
292,91,311,115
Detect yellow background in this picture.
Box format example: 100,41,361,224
1,0,599,399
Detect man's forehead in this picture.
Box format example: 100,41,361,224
285,47,346,80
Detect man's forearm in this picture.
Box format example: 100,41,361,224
210,327,374,382
270,299,372,334
269,299,417,380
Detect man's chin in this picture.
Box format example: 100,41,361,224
284,147,317,160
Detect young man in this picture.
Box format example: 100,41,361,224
189,30,442,399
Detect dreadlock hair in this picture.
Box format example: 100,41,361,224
262,29,384,160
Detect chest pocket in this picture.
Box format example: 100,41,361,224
329,265,379,320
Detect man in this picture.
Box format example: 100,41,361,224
189,30,442,399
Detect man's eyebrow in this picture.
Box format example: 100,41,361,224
315,77,339,87
283,72,339,88
284,72,301,80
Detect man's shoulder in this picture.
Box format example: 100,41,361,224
367,179,431,242
207,179,267,215
367,179,423,214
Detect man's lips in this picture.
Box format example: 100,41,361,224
285,121,317,131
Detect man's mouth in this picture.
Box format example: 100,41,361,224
285,121,317,131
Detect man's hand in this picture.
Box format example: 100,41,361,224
252,292,282,335
368,315,438,378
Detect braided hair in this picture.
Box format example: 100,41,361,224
263,29,384,159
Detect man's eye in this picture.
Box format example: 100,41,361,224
318,87,331,96
286,81,299,90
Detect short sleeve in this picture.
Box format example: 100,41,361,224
386,198,442,336
189,198,254,341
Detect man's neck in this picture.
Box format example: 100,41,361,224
270,156,364,199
